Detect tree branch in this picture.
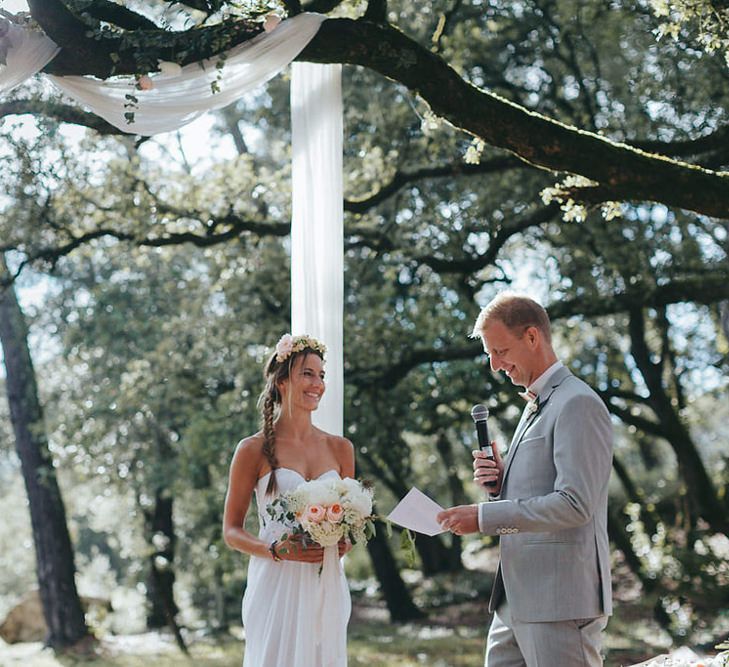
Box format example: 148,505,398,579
630,125,729,162
0,99,124,135
1,214,290,280
344,156,527,214
25,6,729,216
362,0,387,23
414,203,559,274
348,265,729,385
600,397,668,439
549,274,729,320
348,342,482,387
30,0,261,77
306,20,729,218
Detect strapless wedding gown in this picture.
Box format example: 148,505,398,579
241,467,351,666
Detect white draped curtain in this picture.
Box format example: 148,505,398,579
47,14,325,136
291,62,343,436
0,20,60,93
0,13,344,435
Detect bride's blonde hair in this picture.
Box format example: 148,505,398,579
257,343,325,495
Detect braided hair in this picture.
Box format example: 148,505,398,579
256,346,324,496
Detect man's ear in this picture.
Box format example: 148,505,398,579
525,326,540,348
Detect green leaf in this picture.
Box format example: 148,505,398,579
399,528,417,568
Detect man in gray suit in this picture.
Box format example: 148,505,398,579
437,293,613,667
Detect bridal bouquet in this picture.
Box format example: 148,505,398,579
266,477,375,549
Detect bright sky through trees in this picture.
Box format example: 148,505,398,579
2,1,29,13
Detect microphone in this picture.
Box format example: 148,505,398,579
471,404,497,490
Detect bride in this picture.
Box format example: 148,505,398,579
223,334,355,666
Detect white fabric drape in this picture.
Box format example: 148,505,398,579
291,62,343,437
319,544,346,666
47,13,325,135
0,21,60,95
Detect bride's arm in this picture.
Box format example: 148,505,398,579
222,436,273,560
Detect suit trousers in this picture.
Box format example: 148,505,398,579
485,599,607,667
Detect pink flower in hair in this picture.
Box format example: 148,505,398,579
275,334,294,362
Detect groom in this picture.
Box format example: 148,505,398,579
438,292,613,667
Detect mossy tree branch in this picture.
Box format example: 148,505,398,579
20,1,729,218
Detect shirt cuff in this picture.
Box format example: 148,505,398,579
477,502,486,533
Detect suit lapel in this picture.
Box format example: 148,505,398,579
501,367,573,484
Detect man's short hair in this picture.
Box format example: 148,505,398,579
471,292,552,343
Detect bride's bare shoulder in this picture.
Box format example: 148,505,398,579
316,431,354,474
231,433,266,465
316,429,353,452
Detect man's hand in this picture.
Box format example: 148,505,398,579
436,505,479,535
473,442,504,495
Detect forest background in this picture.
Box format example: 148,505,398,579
0,0,728,665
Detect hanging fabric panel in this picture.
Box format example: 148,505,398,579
290,62,343,437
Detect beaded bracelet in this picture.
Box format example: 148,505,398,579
269,540,282,562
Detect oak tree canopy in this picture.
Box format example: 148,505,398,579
4,0,729,219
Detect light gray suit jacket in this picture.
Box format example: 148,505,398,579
478,366,613,623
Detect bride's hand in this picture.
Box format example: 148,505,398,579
338,539,352,557
276,534,324,563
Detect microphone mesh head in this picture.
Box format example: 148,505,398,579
471,404,489,421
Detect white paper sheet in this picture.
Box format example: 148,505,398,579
387,487,446,536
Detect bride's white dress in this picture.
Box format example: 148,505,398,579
241,468,351,667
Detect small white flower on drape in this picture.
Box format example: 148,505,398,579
158,60,182,77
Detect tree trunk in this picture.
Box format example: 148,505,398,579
143,488,188,652
144,490,178,619
628,308,729,535
719,301,729,343
369,445,461,575
434,431,467,571
0,255,89,649
212,561,229,632
612,454,659,537
607,507,676,638
414,534,462,575
366,520,424,621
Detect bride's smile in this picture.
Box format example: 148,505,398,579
282,355,326,411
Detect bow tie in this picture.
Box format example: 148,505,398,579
518,389,538,402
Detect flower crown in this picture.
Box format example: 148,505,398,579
274,333,327,363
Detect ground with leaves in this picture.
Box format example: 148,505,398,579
0,594,725,667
